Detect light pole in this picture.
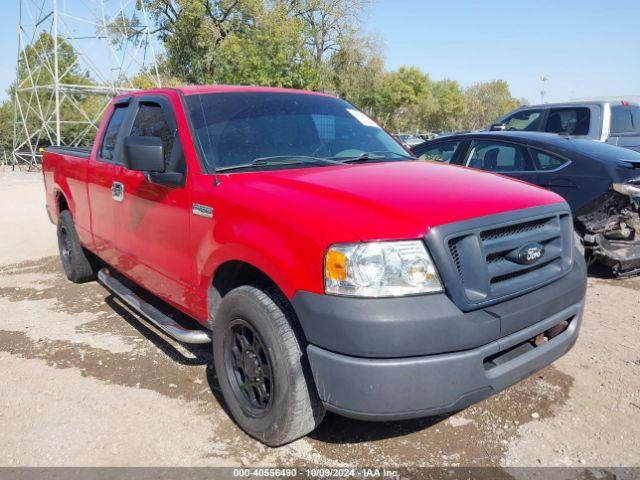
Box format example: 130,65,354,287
540,75,549,103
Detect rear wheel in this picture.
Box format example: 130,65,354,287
213,285,324,446
57,210,98,283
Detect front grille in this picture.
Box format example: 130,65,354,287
490,259,553,284
449,239,464,281
426,205,574,311
480,218,548,242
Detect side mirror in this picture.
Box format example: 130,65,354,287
490,123,506,131
123,136,165,172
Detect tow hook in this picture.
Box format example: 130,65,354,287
533,320,570,346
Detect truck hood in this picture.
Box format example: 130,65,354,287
224,160,565,241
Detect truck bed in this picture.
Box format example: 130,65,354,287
44,146,92,159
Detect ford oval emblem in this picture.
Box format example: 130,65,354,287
510,242,545,265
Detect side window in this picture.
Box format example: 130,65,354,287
502,109,543,131
99,105,128,161
464,141,531,172
610,105,640,135
415,141,461,163
545,108,590,135
531,149,569,171
130,103,175,162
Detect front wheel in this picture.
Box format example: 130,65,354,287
213,285,325,446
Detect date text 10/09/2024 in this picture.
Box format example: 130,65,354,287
232,468,401,478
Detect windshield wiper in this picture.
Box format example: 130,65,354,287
339,150,415,163
217,155,342,172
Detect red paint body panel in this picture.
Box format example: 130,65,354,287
42,87,566,326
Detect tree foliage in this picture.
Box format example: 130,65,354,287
140,0,522,132
2,0,526,158
462,80,521,130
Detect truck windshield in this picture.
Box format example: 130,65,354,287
185,92,409,172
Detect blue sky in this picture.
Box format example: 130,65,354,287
1,0,638,103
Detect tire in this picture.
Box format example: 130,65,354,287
213,285,325,446
57,210,98,283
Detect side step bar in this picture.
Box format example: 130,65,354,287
98,268,212,344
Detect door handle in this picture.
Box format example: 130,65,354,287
111,182,124,202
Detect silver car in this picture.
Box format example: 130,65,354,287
493,99,640,152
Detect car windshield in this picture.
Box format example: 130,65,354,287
185,92,409,172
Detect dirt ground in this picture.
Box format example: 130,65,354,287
0,170,639,468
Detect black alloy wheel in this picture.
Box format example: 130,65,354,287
225,318,274,416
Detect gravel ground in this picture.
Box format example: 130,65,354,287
0,171,639,467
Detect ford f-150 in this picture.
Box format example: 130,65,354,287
43,86,587,446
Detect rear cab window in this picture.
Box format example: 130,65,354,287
414,141,462,163
545,108,591,135
99,104,129,162
610,104,640,135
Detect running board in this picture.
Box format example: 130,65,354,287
98,268,212,344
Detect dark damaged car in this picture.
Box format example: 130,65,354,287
412,132,640,276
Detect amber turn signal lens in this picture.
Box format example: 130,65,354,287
325,249,347,281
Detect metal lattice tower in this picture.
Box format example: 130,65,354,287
13,0,161,168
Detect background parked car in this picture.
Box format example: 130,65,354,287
395,133,425,148
412,131,640,276
492,100,640,152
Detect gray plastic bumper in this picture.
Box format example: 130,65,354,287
292,257,586,358
307,299,584,420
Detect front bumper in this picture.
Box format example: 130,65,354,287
292,257,586,421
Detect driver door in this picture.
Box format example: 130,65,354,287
114,95,193,304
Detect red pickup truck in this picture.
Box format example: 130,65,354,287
43,86,586,446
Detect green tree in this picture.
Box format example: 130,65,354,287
462,79,520,129
142,0,374,89
144,0,265,83
0,101,13,157
374,66,436,132
287,0,373,65
429,79,466,131
325,33,385,114
212,3,319,88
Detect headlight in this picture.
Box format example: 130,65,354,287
324,240,443,297
613,182,640,197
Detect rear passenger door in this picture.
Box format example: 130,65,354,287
529,148,583,207
462,140,539,186
114,95,193,304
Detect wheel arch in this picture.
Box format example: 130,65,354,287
56,189,70,214
206,258,291,329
